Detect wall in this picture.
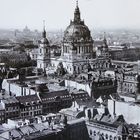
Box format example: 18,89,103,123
65,80,91,96
108,99,140,124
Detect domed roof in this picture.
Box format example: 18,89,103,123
40,23,49,44
64,23,91,41
63,2,92,42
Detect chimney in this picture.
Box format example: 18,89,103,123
9,83,11,95
93,108,98,118
76,108,79,112
113,100,116,118
9,131,13,140
104,107,109,115
18,69,26,84
63,115,68,128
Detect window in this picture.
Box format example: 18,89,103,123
118,136,121,140
89,130,92,135
106,134,108,139
94,131,96,136
110,135,113,140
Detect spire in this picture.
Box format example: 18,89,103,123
74,0,81,23
43,20,45,31
76,0,78,8
42,20,46,38
103,32,107,47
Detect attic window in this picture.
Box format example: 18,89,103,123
32,101,36,104
26,102,30,106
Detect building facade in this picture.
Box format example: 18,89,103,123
53,2,94,74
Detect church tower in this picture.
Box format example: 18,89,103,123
37,21,50,70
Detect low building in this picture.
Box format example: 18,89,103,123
116,70,139,94
108,98,140,124
2,97,20,121
109,46,140,61
40,89,72,114
16,94,42,118
0,115,90,140
91,76,117,99
86,114,130,140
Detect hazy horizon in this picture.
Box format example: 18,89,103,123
0,0,140,31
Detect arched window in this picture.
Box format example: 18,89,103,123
77,67,80,73
79,46,80,53
89,130,92,135
74,66,76,72
110,135,113,140
101,133,104,137
94,131,96,136
106,134,108,139
118,136,121,140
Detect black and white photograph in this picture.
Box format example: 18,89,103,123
0,0,140,139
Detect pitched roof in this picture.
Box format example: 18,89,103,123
16,94,40,105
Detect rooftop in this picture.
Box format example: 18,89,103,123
16,94,41,106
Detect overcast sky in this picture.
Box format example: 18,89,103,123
0,0,140,30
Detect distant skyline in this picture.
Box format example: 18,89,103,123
0,0,140,31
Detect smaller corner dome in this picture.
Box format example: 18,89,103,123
40,27,49,44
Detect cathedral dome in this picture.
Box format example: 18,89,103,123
64,23,91,41
63,1,92,42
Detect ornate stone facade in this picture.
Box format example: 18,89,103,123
60,1,94,74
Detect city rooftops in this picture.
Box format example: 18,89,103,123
2,97,19,104
75,98,98,108
16,94,41,106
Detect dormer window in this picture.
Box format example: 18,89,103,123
32,101,36,105
26,102,30,106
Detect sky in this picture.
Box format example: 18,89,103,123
0,0,140,30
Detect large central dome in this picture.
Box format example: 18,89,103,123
63,2,92,41
64,22,91,41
